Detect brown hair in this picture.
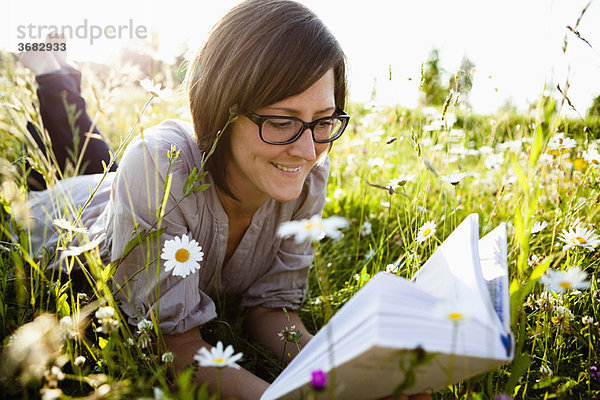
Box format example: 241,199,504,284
187,0,347,199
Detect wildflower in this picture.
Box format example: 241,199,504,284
95,306,119,334
548,132,576,153
45,364,65,386
278,325,302,343
360,221,372,236
138,333,152,349
3,314,62,384
534,292,558,311
387,174,416,191
277,215,348,244
416,220,436,243
590,366,600,383
59,316,79,340
583,148,600,167
140,78,171,99
161,234,204,278
582,316,594,325
311,369,328,391
332,188,344,201
541,266,590,293
364,248,375,260
40,388,63,400
440,172,468,185
74,356,86,366
558,224,600,251
137,319,154,334
125,337,135,348
385,263,399,274
162,352,175,363
551,305,574,327
432,301,472,325
530,221,548,234
540,362,553,377
494,394,513,400
61,234,105,258
367,157,384,168
53,218,88,234
194,341,243,369
484,153,504,170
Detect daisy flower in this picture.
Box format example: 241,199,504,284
548,132,576,152
416,220,436,243
61,234,104,258
484,153,504,170
582,148,600,167
530,221,548,234
53,218,88,234
277,215,348,244
194,341,243,369
161,234,204,278
558,224,600,251
360,221,372,236
540,266,590,293
140,78,172,99
387,174,416,191
440,172,468,185
367,157,384,168
432,300,472,325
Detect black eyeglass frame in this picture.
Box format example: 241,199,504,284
243,108,350,145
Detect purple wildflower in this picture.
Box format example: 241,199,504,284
311,369,328,391
591,365,600,383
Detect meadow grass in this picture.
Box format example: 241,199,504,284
0,50,599,400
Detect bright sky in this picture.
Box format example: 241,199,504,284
3,0,599,115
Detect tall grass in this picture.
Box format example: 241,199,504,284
0,44,599,400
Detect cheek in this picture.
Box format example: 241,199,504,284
315,142,331,157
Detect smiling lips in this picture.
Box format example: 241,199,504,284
272,162,303,173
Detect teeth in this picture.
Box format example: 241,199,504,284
273,163,301,172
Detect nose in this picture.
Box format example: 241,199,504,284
288,127,316,161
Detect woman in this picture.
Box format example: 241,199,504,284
23,1,430,398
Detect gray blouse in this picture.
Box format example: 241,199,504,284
27,119,329,335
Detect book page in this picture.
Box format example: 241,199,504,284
412,214,502,331
478,222,510,332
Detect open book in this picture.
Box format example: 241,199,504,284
261,214,513,400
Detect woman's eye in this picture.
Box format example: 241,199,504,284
266,120,292,129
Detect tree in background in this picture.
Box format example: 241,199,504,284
449,55,475,110
588,94,600,118
420,48,449,107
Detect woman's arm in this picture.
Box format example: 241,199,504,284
164,328,269,400
246,306,313,364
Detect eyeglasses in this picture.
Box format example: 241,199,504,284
243,108,350,145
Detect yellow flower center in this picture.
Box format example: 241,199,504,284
573,236,587,245
214,357,225,364
559,281,572,289
423,228,432,237
175,248,190,263
448,312,464,321
573,159,587,170
304,221,323,230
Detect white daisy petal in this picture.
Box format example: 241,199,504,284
161,234,204,278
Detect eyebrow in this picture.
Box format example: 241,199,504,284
264,106,336,116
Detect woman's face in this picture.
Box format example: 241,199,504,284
226,69,334,204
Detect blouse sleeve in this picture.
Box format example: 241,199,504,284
239,157,330,310
108,128,216,335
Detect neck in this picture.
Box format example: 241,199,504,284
216,188,266,220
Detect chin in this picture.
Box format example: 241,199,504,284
270,187,303,203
